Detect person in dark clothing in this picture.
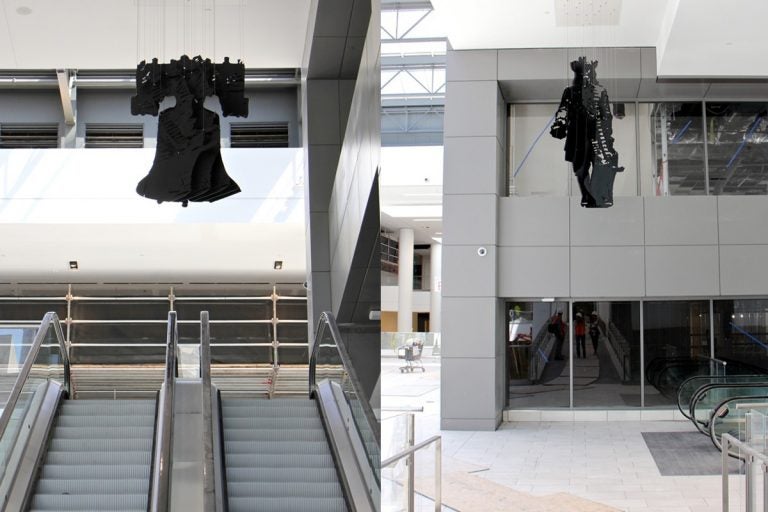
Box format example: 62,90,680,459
574,312,586,359
589,311,602,356
550,57,623,208
549,311,567,361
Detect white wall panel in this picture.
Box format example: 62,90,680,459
444,81,502,138
498,246,569,298
645,246,719,296
441,357,497,420
720,245,768,296
442,245,497,297
441,297,497,358
644,197,718,245
443,137,500,195
498,196,569,246
718,196,768,245
442,195,497,246
570,196,644,246
446,50,498,82
570,246,645,297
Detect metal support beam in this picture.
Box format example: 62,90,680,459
56,69,76,126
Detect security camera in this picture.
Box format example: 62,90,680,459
302,281,308,289
477,247,487,257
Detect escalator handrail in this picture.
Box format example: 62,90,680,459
149,311,178,512
309,311,381,445
689,381,768,428
199,310,224,512
678,374,768,420
0,311,70,443
708,394,768,458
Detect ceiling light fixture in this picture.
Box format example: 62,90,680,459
273,260,283,270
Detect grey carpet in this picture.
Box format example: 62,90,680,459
641,431,741,476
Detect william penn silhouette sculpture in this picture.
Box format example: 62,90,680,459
131,55,248,206
550,57,623,208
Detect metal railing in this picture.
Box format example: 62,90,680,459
0,285,309,367
0,312,70,510
149,311,178,512
723,431,768,512
309,311,381,444
381,421,442,512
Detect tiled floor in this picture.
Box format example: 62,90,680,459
382,355,754,512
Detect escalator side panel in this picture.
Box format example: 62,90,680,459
2,381,63,512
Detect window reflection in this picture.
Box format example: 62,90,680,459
706,102,768,195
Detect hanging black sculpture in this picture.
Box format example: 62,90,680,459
550,57,623,208
131,55,248,206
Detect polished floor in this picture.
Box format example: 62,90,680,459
381,353,755,512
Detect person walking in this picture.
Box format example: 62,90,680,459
589,311,602,356
574,312,586,358
549,311,567,361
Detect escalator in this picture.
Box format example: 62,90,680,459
222,398,347,511
0,312,173,512
27,399,155,511
1,310,380,512
216,311,380,512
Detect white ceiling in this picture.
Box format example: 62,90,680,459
430,0,768,78
0,0,311,69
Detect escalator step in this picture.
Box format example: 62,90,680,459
222,406,318,418
223,428,327,442
223,398,316,408
28,493,147,511
225,453,337,469
56,415,155,427
50,426,154,440
34,478,148,495
40,464,150,480
227,481,343,499
223,417,323,430
228,497,347,512
49,438,152,453
226,467,340,483
43,451,150,467
60,401,154,415
222,440,331,455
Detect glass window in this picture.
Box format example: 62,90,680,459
643,300,709,407
645,102,706,196
706,102,768,195
509,102,637,198
509,104,569,197
714,299,768,372
573,301,640,408
507,301,570,408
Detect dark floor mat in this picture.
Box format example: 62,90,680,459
641,431,742,475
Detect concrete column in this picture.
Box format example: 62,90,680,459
430,242,442,332
441,49,506,430
397,228,414,333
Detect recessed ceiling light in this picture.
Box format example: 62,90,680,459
273,260,283,270
16,6,32,15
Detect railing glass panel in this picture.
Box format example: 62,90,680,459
311,312,381,485
0,313,69,502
